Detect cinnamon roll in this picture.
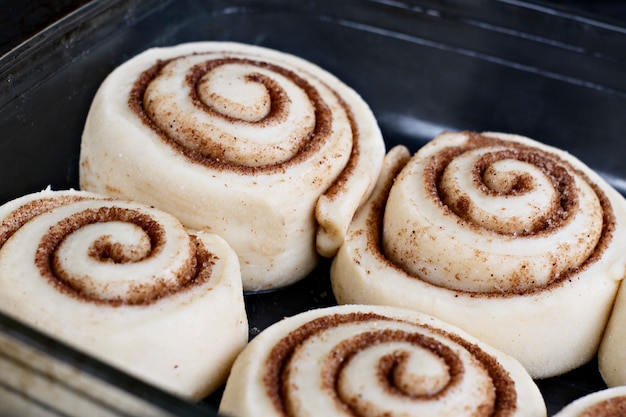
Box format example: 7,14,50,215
331,131,626,378
79,41,385,291
552,386,626,417
219,304,547,417
0,189,248,399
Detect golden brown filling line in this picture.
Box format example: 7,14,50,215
128,55,361,178
579,396,626,417
430,133,579,236
0,196,93,246
367,132,616,296
263,312,517,417
187,59,294,127
38,206,215,306
2,198,216,306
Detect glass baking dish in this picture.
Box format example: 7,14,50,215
2,0,626,414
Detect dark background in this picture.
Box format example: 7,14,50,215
2,0,626,56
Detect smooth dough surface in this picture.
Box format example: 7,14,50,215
79,41,385,291
552,386,626,416
219,304,546,417
331,131,626,378
0,188,248,400
599,275,626,387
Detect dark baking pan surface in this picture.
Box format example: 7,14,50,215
2,0,626,415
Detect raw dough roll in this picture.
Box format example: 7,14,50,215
331,131,626,378
0,189,248,399
552,386,626,416
79,41,385,291
219,304,546,417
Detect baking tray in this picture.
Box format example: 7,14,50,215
2,0,626,415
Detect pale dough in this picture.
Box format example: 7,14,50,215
331,131,626,378
0,188,248,400
219,304,546,417
79,41,385,291
552,386,626,416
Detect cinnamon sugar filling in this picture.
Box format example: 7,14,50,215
30,206,214,306
128,55,360,176
369,132,615,296
263,312,517,416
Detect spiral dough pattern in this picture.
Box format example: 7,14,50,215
384,131,606,293
219,304,546,417
79,41,385,291
330,131,626,378
0,189,248,399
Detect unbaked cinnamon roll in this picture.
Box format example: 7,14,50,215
552,386,626,417
79,41,385,291
0,189,248,400
331,131,626,378
219,304,547,417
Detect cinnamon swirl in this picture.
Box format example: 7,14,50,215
219,304,547,417
79,41,385,291
331,131,626,378
552,386,626,417
0,189,248,399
